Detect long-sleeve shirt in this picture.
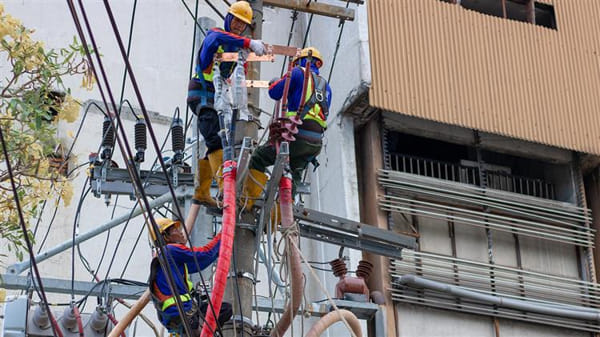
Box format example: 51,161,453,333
187,28,250,107
268,64,333,141
153,233,221,321
268,64,332,113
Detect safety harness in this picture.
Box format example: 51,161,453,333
149,256,195,316
285,69,329,130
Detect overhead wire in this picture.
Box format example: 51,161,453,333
99,2,226,334
327,0,352,83
66,2,197,336
302,13,314,49
101,107,176,282
183,0,201,142
279,10,299,77
90,0,145,285
33,98,94,252
94,194,120,277
71,180,91,301
117,0,138,106
182,0,224,21
0,118,65,337
70,2,222,335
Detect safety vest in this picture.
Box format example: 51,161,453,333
150,258,195,312
285,69,329,129
194,45,237,84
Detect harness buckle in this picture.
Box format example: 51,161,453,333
315,90,324,102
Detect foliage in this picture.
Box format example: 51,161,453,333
0,4,92,260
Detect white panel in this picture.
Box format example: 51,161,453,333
397,303,494,337
454,222,489,263
491,230,517,268
418,216,452,256
497,318,589,337
519,236,580,278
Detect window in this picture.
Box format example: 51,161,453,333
441,0,557,30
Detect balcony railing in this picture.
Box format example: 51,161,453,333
390,250,600,332
386,153,555,200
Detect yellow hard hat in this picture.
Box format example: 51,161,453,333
148,218,180,241
292,47,324,68
229,1,253,25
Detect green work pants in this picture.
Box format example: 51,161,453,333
249,139,322,195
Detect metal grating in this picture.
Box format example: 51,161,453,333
387,152,556,199
390,250,600,332
378,169,594,247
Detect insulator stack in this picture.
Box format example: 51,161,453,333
134,119,147,163
330,258,348,278
356,260,374,280
101,116,115,160
171,118,184,153
135,119,147,151
101,117,115,148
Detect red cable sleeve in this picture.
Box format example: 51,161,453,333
48,312,65,337
72,306,85,337
200,160,237,337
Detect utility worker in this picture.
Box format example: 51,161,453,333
148,218,232,336
189,1,266,208
242,47,332,209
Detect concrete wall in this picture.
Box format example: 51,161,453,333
1,1,367,336
397,304,590,337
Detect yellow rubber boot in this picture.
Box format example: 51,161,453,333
207,149,224,198
241,169,268,210
193,158,218,208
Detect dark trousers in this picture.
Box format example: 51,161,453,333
183,301,232,337
199,301,233,330
189,101,222,156
249,139,322,195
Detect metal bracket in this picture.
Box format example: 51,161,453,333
296,182,311,195
255,142,290,243
90,167,195,198
227,271,257,284
293,204,417,259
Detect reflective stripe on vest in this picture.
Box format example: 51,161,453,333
194,46,225,83
285,68,327,129
160,265,194,311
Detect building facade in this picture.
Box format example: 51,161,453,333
342,0,600,336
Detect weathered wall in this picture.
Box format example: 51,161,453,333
368,0,600,155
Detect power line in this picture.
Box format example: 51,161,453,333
66,1,197,335
327,0,352,83
279,10,299,77
117,0,138,106
71,181,91,300
100,2,226,333
183,0,201,143
0,120,65,337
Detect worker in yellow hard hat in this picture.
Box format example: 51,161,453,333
148,218,231,335
241,47,332,211
188,1,267,211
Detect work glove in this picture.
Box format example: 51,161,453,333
249,39,266,56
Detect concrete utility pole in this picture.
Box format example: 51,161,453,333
223,1,263,336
